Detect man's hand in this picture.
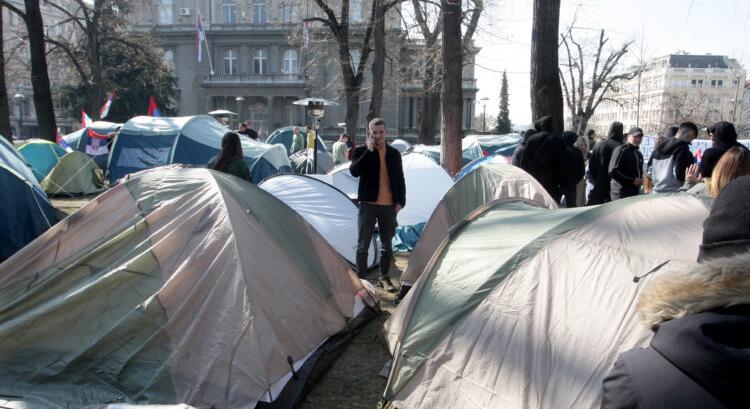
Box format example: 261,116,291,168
633,178,643,186
685,164,702,183
366,135,374,151
395,204,402,213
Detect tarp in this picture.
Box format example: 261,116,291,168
471,133,522,156
289,149,334,175
267,126,328,156
41,151,104,196
62,121,121,169
384,194,710,408
412,136,484,166
18,139,67,181
259,174,379,267
108,116,291,184
401,163,558,286
0,166,371,409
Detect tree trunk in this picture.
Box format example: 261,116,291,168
440,0,463,176
344,83,360,141
0,13,12,141
530,0,563,134
24,0,57,141
418,51,440,145
367,0,385,123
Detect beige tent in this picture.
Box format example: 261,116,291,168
384,194,710,408
41,151,104,195
0,166,372,409
400,163,558,289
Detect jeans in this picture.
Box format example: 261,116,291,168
356,202,397,278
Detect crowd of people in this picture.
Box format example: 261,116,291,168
513,117,750,205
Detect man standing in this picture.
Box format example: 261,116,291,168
588,121,624,205
647,122,698,193
350,118,406,292
290,126,304,154
519,116,565,199
608,127,644,200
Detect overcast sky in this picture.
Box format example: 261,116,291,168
472,0,750,127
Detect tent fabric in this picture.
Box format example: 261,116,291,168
0,166,370,409
400,163,558,286
0,135,41,192
41,151,104,196
384,194,711,408
454,154,511,181
259,174,379,267
412,136,484,166
267,126,328,156
289,149,334,175
18,139,67,181
62,121,121,169
390,139,411,153
107,116,291,184
471,133,522,156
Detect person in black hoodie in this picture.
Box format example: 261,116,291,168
608,127,644,200
511,129,536,167
647,122,698,193
587,122,624,205
561,131,585,207
519,116,565,198
700,121,747,178
602,175,750,409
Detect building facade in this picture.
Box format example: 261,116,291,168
130,0,478,139
585,54,746,136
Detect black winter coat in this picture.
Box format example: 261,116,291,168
590,135,623,197
562,145,586,189
519,130,565,197
608,143,643,200
602,253,750,409
350,145,406,208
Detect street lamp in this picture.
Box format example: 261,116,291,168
236,96,245,129
293,97,338,173
479,97,490,133
13,93,25,139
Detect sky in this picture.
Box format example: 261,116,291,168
472,0,750,127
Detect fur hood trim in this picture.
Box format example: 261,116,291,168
638,252,750,329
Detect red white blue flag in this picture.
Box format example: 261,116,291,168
196,14,206,62
81,110,93,128
99,91,115,119
148,96,161,117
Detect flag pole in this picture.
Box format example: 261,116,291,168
201,13,215,75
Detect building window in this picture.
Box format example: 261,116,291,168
282,49,299,74
282,3,299,23
254,49,268,74
408,97,414,129
222,0,236,23
163,50,175,72
252,0,267,24
718,80,724,87
158,0,173,24
350,0,363,22
223,49,238,74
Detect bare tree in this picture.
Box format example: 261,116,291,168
366,0,403,123
662,90,720,129
559,27,636,136
530,0,563,133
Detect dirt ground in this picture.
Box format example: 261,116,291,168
48,193,406,409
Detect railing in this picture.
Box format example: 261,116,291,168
401,78,478,90
202,73,305,84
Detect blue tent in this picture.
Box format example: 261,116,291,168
62,121,121,169
17,139,67,181
0,138,60,262
108,116,292,184
267,126,328,156
454,154,511,181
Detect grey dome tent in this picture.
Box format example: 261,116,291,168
267,126,328,156
259,174,379,268
0,166,374,409
384,194,710,408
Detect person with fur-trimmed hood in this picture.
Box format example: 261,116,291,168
602,175,750,409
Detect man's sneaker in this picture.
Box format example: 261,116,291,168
379,276,397,293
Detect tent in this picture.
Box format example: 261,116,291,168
0,166,374,409
400,162,558,288
289,149,334,175
62,121,121,169
390,139,411,153
454,154,511,181
41,151,104,196
259,174,379,268
107,116,291,184
18,139,67,181
0,137,59,262
412,136,483,166
384,194,710,408
309,162,359,199
267,126,328,156
471,133,522,156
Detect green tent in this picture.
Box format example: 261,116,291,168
40,151,104,196
0,166,372,409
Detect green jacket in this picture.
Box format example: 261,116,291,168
208,157,251,182
291,132,305,154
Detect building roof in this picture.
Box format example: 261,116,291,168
668,54,728,69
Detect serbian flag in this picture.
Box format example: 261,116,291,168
694,147,703,162
196,14,206,62
99,91,115,119
81,110,93,128
148,96,161,117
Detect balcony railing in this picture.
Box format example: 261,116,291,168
401,78,478,90
202,73,305,85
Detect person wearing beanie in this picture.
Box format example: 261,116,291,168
602,175,750,409
588,121,624,205
699,121,747,179
608,127,644,200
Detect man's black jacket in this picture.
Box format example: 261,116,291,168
350,145,406,208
